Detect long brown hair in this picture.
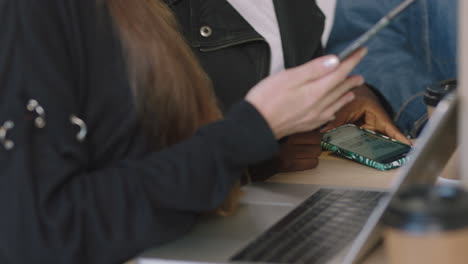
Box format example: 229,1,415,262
106,0,240,214
106,0,221,148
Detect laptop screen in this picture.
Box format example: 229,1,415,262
459,0,468,186
343,92,458,264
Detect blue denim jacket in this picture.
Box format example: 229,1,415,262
326,0,457,137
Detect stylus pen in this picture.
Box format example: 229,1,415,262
337,0,416,61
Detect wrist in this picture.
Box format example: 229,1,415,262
245,98,288,140
360,84,394,117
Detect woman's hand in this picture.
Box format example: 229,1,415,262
320,85,411,144
276,130,322,172
247,130,322,180
246,48,367,139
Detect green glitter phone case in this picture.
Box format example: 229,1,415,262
321,124,411,171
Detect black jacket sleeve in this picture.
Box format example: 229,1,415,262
0,0,278,263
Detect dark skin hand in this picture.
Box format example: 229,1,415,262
276,84,411,173
252,84,409,176
276,130,322,172
247,130,322,181
320,84,411,145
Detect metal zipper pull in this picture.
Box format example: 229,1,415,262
27,99,46,128
0,121,14,150
70,115,87,142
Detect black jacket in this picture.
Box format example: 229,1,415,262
0,0,278,263
166,0,326,111
166,0,326,180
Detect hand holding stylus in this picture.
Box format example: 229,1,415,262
246,48,367,139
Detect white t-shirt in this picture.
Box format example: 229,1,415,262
226,0,285,74
316,0,337,47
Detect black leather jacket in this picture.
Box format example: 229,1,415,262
166,0,326,111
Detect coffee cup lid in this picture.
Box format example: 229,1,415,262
383,184,468,233
424,79,457,107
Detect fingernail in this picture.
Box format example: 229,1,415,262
323,56,339,69
357,76,365,86
360,48,368,57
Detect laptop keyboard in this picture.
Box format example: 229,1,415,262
230,189,386,264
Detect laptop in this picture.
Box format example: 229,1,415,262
137,94,457,264
342,91,458,263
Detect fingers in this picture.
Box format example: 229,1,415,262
280,143,322,159
362,122,411,146
367,109,410,144
314,75,364,112
289,47,365,90
277,139,322,172
283,55,340,87
314,48,368,97
381,124,411,145
319,92,356,123
245,47,367,140
385,126,412,145
360,107,412,145
320,114,347,133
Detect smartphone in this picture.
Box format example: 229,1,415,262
321,124,412,171
337,0,415,61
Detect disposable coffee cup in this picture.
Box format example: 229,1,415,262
383,185,468,264
424,79,457,117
